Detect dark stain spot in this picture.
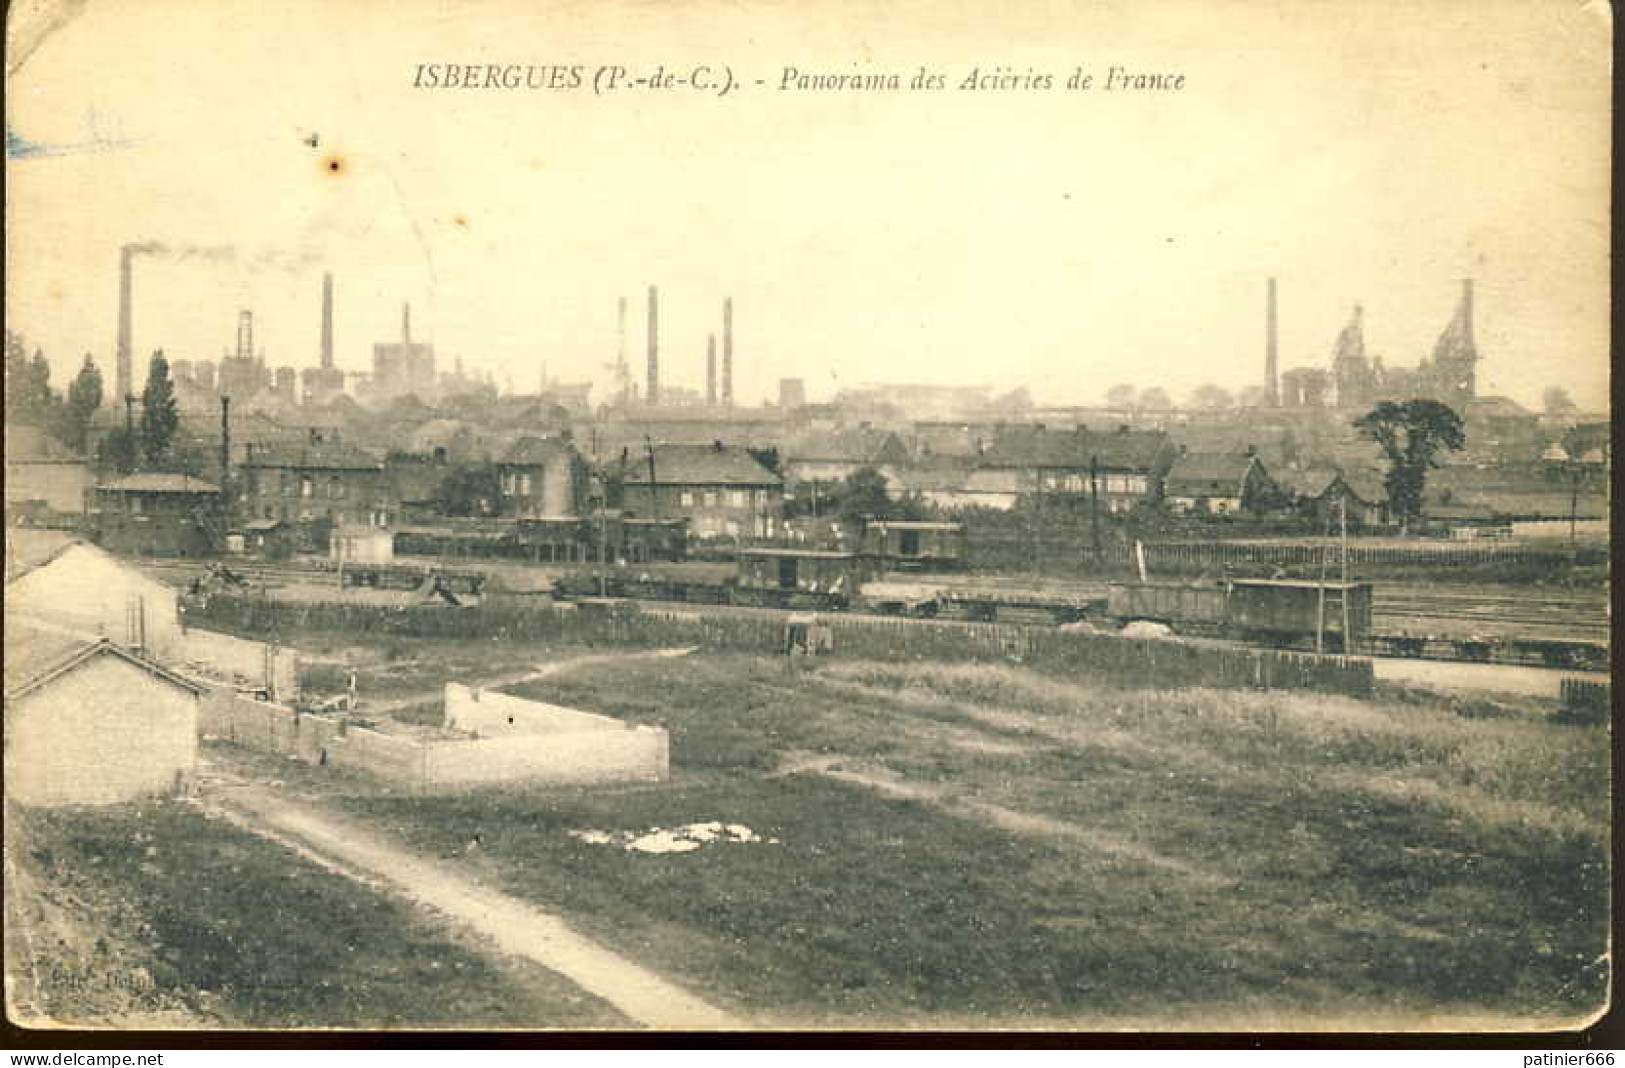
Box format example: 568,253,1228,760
304,132,320,148
453,214,468,229
323,155,345,176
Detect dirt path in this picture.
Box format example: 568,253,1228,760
209,785,736,1031
360,647,696,718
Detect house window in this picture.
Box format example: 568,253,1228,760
1064,474,1083,492
300,476,314,498
519,474,532,495
680,491,695,507
282,473,294,497
704,491,718,508
728,490,747,508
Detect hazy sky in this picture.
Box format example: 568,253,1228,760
6,0,1611,410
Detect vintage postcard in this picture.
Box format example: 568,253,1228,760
3,0,1611,1036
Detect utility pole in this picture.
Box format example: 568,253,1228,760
1032,468,1043,578
1090,454,1101,568
644,434,658,521
1315,509,1330,654
595,475,608,597
219,394,232,514
1339,496,1351,652
1569,462,1580,545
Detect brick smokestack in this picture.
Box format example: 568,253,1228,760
236,310,254,361
706,333,717,406
402,302,412,345
116,247,134,402
320,272,334,369
645,285,659,406
1461,278,1474,345
1265,277,1279,407
722,297,733,407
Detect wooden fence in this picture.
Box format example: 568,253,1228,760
1558,678,1611,725
192,596,1374,697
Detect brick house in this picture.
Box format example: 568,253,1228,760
238,439,391,529
496,436,587,518
974,426,1176,513
617,442,783,539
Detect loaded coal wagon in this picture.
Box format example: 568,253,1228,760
1106,578,1372,649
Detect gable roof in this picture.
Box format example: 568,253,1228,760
1164,452,1257,493
4,625,205,701
97,473,220,494
781,428,908,466
620,444,782,487
4,529,82,581
501,435,574,465
977,427,1171,471
241,441,382,470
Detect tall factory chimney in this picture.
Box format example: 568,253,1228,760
1460,278,1474,345
402,303,412,345
236,310,254,361
1264,277,1279,407
116,247,134,402
646,285,660,406
706,334,717,406
320,272,334,369
722,297,733,407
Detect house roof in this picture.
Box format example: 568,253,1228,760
4,624,205,701
620,444,781,487
501,435,573,465
4,529,82,581
1273,466,1344,499
978,427,1170,471
98,473,220,494
1164,452,1257,491
242,441,382,470
781,428,905,465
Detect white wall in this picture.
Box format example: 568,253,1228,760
422,728,668,788
7,544,182,658
7,654,198,805
443,683,626,736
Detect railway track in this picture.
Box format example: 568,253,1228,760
137,556,1610,671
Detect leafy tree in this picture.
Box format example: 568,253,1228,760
97,428,140,475
4,335,60,426
1190,383,1234,410
1353,399,1466,528
1104,384,1137,408
62,355,104,452
1139,386,1172,410
434,463,503,517
138,350,180,466
1542,386,1578,417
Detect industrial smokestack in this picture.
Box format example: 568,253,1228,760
722,297,733,407
1461,278,1474,344
706,334,717,406
236,310,254,361
116,247,133,402
1265,277,1279,407
402,303,412,345
320,272,334,369
646,285,659,406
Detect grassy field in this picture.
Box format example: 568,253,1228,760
315,648,1609,1029
6,799,625,1029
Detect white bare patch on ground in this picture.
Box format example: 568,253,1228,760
569,822,778,854
780,755,1230,888
208,785,736,1030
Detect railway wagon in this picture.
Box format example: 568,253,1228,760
861,521,966,571
1226,579,1372,646
1107,578,1373,648
735,548,876,607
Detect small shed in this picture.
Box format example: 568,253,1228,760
4,626,203,805
331,525,394,565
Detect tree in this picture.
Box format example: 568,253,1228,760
434,464,503,517
1139,387,1172,410
138,350,180,466
63,355,104,452
4,334,59,426
1542,386,1578,417
1104,384,1137,408
1353,399,1466,528
97,428,140,474
1190,383,1234,410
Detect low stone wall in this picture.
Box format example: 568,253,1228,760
176,627,299,698
200,683,666,791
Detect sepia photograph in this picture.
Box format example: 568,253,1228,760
2,0,1612,1036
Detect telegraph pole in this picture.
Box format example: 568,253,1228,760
123,393,138,472
1090,454,1101,568
644,435,659,521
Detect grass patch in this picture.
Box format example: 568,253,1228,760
8,800,624,1029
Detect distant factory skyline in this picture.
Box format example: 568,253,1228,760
6,0,1609,412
